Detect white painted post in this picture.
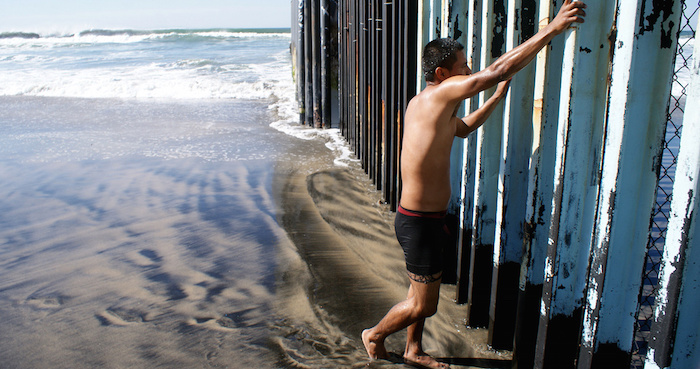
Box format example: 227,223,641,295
580,0,684,367
456,0,482,304
440,0,450,38
441,0,472,290
514,2,563,366
488,0,538,350
646,19,700,369
467,0,507,328
448,0,469,216
535,1,616,366
416,0,427,92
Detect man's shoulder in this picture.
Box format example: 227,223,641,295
409,85,441,107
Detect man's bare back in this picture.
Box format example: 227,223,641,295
400,87,464,212
400,54,511,212
399,0,586,213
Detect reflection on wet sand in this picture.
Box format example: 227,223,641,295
0,96,512,369
0,158,285,368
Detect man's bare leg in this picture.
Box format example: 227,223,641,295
362,273,442,362
404,278,450,369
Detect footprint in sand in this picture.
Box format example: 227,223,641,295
125,248,163,268
25,295,64,309
190,308,260,330
96,307,151,326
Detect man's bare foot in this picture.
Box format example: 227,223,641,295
403,352,450,369
362,329,389,360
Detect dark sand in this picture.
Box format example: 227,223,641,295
274,163,513,368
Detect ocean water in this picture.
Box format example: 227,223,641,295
0,29,380,369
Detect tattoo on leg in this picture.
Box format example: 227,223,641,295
407,271,442,284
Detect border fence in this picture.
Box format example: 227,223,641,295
291,1,699,368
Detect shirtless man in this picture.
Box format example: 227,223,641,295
362,1,587,368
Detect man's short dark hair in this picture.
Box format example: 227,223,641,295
422,38,465,82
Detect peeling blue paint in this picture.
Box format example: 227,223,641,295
491,0,506,58
638,0,677,48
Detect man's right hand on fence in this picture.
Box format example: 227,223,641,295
550,0,588,34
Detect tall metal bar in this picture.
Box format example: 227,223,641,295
320,0,331,129
295,0,306,125
536,1,616,366
488,0,538,350
646,17,700,369
513,1,562,366
388,0,401,209
351,0,358,150
579,1,684,367
400,0,418,211
467,0,507,329
359,1,368,170
444,0,471,289
447,0,468,215
367,1,374,180
373,0,382,186
338,0,346,135
312,0,323,128
455,0,483,305
304,0,314,126
381,0,392,202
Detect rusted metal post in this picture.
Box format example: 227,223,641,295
399,0,418,211
369,0,375,177
646,18,700,369
488,0,538,350
311,0,323,128
381,0,392,201
338,0,346,135
359,1,368,169
389,0,400,207
351,0,358,150
373,0,382,186
320,0,331,129
304,0,314,126
295,0,306,125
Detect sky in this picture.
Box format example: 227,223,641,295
0,1,696,35
0,0,292,34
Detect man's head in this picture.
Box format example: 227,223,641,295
422,38,470,83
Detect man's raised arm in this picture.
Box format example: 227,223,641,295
439,0,587,103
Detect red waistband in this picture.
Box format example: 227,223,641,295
397,204,447,219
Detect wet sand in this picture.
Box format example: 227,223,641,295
0,96,512,368
0,158,287,368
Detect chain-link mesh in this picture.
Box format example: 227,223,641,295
630,2,697,368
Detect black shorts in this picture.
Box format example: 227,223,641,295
394,205,452,281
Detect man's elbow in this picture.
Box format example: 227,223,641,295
489,61,513,83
